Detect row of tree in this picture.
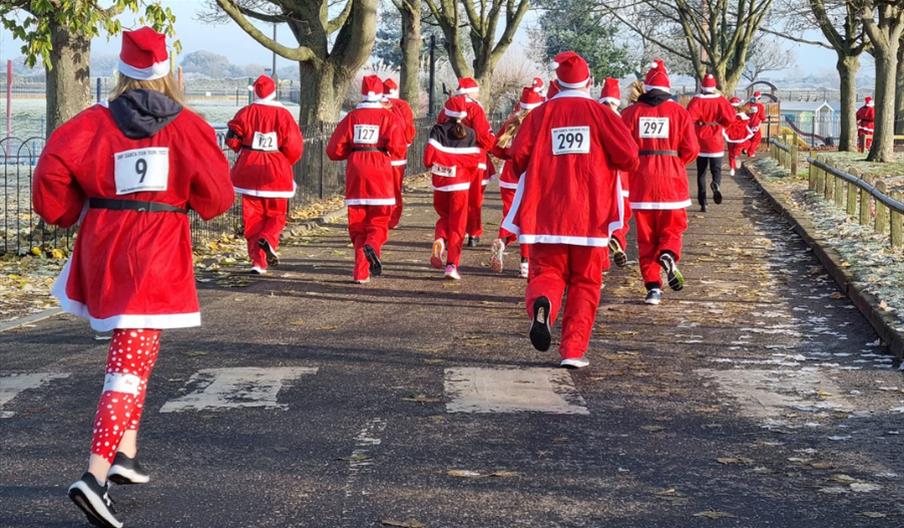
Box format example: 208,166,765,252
3,1,901,161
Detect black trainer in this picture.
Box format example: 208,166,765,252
108,452,150,485
363,244,382,276
258,238,279,267
644,288,662,305
658,253,685,291
700,203,707,213
68,472,123,528
466,235,480,247
529,296,552,352
608,238,628,268
710,182,723,204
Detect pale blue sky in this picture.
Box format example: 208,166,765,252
0,0,865,82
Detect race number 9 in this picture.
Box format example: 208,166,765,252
551,126,591,155
639,117,670,139
353,124,380,144
114,147,169,195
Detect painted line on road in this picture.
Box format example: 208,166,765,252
1,372,71,418
0,308,63,334
159,366,318,413
341,417,387,516
444,367,589,415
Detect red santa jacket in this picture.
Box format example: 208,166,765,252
326,101,406,205
686,93,735,157
226,100,303,198
423,122,483,192
502,90,639,246
387,98,417,168
724,111,755,146
439,96,496,181
747,102,767,130
32,90,233,331
621,91,700,210
856,105,875,135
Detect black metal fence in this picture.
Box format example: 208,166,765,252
0,115,463,256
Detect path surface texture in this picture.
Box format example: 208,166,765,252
2,167,903,528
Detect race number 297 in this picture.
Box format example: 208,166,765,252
114,147,169,195
639,117,669,139
551,126,591,155
353,124,380,144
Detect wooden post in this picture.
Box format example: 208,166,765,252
846,168,858,218
834,172,845,208
859,174,872,226
816,156,826,198
824,158,835,202
808,159,816,191
790,137,798,176
875,180,889,235
891,191,903,248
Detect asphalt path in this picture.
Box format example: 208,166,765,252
1,167,902,527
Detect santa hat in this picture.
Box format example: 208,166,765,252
643,59,670,93
361,75,384,102
383,78,399,99
531,77,544,93
252,75,276,102
119,27,169,81
519,87,544,111
701,74,717,94
554,52,591,90
455,77,480,96
749,91,763,103
599,77,621,105
443,95,469,120
730,96,743,106
865,96,873,107
546,79,560,99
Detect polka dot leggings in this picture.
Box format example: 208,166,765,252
91,329,161,463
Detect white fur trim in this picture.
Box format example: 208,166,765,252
234,182,297,198
386,89,399,98
252,99,285,108
433,182,471,192
455,87,480,95
253,92,277,103
550,90,594,101
556,76,591,89
520,102,542,110
598,97,620,105
644,85,671,93
118,59,169,81
519,234,610,246
498,180,519,189
427,139,481,154
629,199,692,210
477,163,488,170
390,159,407,166
694,93,720,99
701,87,717,94
345,198,396,206
698,152,725,158
444,108,468,119
356,101,384,109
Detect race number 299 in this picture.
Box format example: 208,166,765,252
353,124,380,144
551,126,591,155
639,117,669,139
114,147,169,195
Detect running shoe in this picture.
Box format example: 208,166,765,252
250,266,267,275
430,239,445,269
608,238,628,268
258,238,280,267
659,253,684,291
444,264,461,280
519,261,529,279
68,473,123,528
710,182,723,205
530,296,552,352
107,453,150,485
560,357,590,369
490,239,505,272
363,244,382,276
354,277,370,284
644,288,662,305
466,235,480,247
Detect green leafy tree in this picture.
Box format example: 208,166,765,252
535,0,632,80
1,1,178,135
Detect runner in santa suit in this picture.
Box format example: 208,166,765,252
546,78,560,100
226,75,303,274
686,73,735,212
621,59,700,306
531,77,546,100
439,77,496,247
856,96,875,153
32,27,233,528
425,96,483,280
745,91,767,157
598,77,632,269
503,52,639,369
383,78,417,229
327,75,406,284
489,87,543,277
724,97,755,176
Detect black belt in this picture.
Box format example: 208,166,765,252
243,146,277,152
351,147,387,153
696,121,720,126
639,149,679,157
89,198,188,214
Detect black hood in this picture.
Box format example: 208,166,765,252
109,89,183,139
429,121,477,149
638,90,673,107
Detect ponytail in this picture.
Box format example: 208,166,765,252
451,121,468,140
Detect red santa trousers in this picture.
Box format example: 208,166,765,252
634,209,688,288
466,167,486,238
348,204,392,281
389,165,406,229
433,190,468,267
747,130,763,156
91,329,161,463
242,195,289,271
727,142,747,171
611,196,633,250
525,244,606,360
497,187,529,259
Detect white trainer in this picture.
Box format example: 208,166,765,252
444,264,461,280
519,261,529,278
490,239,505,272
560,357,590,369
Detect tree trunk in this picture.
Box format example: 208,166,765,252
297,61,346,126
867,37,900,162
475,69,495,113
399,4,421,112
896,44,904,135
837,55,859,151
46,26,91,137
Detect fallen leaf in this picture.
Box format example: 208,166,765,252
818,486,850,494
381,519,426,528
693,510,735,519
858,512,887,518
850,482,882,493
641,425,665,432
829,474,856,484
402,394,442,404
447,470,483,478
717,456,753,465
830,292,844,300
490,470,519,478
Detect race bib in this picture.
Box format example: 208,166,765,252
639,117,669,139
431,164,457,178
251,131,278,151
551,126,590,155
114,147,169,195
353,124,380,144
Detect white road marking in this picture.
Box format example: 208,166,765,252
342,417,387,514
0,372,71,418
444,367,589,415
159,367,317,413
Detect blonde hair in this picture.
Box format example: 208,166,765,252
496,109,528,149
627,80,644,104
110,72,186,106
